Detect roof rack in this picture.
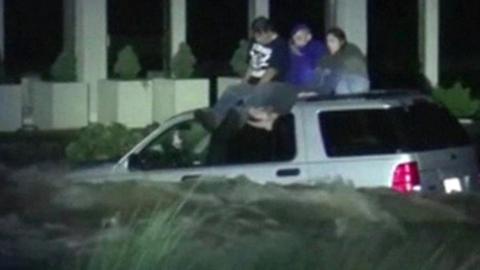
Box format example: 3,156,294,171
302,89,427,102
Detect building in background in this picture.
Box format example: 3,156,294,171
2,0,469,92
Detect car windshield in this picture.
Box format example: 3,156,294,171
320,102,470,157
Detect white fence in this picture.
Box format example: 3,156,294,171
0,84,22,132
0,78,212,131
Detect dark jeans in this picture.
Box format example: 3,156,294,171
212,83,255,123
213,82,295,124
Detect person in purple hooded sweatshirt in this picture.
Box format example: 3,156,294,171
286,24,327,89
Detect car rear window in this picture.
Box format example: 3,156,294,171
319,102,470,157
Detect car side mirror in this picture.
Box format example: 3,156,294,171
128,153,144,171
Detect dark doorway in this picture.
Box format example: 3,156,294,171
5,0,63,81
440,0,480,94
107,0,165,78
270,0,326,40
368,0,420,89
187,0,248,77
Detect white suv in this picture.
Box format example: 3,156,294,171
108,91,478,194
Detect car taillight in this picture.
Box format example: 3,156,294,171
392,162,421,193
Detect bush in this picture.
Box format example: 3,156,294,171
432,82,480,118
65,123,144,164
50,50,77,82
71,179,480,270
171,42,196,79
113,45,142,80
229,39,249,77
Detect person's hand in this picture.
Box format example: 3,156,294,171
171,130,183,150
243,68,253,83
322,68,332,76
290,44,302,56
248,107,269,121
298,92,318,98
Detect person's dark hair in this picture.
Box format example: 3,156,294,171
251,16,274,33
326,27,347,43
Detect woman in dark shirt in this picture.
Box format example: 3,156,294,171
316,27,370,95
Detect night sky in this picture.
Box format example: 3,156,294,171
4,0,480,92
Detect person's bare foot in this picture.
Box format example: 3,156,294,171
247,107,278,131
247,119,275,131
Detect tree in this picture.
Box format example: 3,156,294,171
171,42,196,79
50,50,76,82
114,45,142,80
229,39,249,77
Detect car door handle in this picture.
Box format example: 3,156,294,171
181,174,202,181
276,168,300,177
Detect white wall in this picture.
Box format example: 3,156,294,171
216,77,242,99
170,0,186,59
248,0,270,23
32,82,89,129
334,0,368,54
0,85,22,131
98,80,154,128
75,0,107,122
419,0,439,86
153,79,209,123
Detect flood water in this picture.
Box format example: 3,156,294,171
1,162,480,270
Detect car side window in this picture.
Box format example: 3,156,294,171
319,110,401,157
133,120,210,170
206,114,296,165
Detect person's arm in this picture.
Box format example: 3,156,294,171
258,68,278,84
290,43,302,56
243,40,254,83
259,38,289,84
310,41,328,68
243,67,253,83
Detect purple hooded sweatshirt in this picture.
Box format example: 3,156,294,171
286,25,327,87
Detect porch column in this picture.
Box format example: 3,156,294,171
170,0,186,59
419,0,439,86
325,0,336,31
63,0,75,50
331,0,368,54
75,0,107,122
248,0,270,24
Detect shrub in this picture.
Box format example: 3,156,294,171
432,82,480,118
113,45,142,80
50,50,77,82
65,123,144,164
229,39,249,77
171,42,196,79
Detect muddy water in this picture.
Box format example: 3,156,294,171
1,163,480,269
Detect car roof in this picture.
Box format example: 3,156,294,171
168,90,433,122
296,89,433,111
